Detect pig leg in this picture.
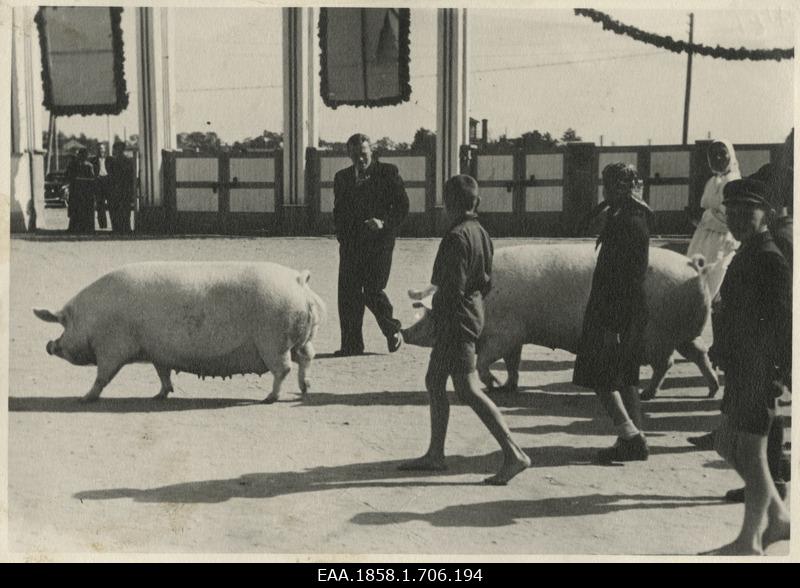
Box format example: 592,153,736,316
81,355,126,403
262,350,292,404
152,364,174,400
478,335,522,393
292,341,315,396
676,338,720,398
640,353,673,401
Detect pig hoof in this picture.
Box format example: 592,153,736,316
300,381,310,395
152,391,171,401
79,395,100,403
263,395,278,404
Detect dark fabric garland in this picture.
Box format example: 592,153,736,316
575,8,793,62
319,8,411,109
35,6,130,116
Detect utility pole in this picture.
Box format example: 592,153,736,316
682,13,694,145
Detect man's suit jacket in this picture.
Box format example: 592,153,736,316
333,161,410,248
107,155,135,206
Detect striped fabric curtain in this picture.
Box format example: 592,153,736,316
319,8,411,109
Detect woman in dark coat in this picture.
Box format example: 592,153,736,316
66,148,96,233
573,162,654,463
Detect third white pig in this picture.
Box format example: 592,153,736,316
402,243,719,400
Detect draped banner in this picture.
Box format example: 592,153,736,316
574,9,794,62
319,8,411,109
35,6,129,116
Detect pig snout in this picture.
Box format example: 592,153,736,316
46,339,63,357
401,304,437,347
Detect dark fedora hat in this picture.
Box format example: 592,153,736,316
722,178,774,211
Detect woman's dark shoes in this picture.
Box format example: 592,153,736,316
688,432,715,450
333,348,364,357
725,481,788,503
597,433,649,463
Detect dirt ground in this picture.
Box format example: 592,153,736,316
6,223,793,558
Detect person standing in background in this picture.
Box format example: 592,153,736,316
66,148,96,234
107,142,135,234
93,143,110,230
687,139,742,299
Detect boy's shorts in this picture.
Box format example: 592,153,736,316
427,338,477,379
721,368,778,436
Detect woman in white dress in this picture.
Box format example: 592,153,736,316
687,139,742,299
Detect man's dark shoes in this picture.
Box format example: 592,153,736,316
725,481,788,503
597,433,649,463
333,348,363,357
688,432,715,450
387,331,403,353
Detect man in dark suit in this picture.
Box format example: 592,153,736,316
92,143,110,229
107,141,135,233
333,133,410,356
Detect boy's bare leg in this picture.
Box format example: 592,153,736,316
452,371,530,485
762,489,791,548
762,426,791,548
703,427,774,555
398,370,449,471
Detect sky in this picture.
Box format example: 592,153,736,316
42,5,795,149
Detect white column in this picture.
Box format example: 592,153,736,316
435,8,469,205
282,7,316,209
136,7,175,209
306,7,320,152
9,6,44,231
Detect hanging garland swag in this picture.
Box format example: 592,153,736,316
574,9,793,62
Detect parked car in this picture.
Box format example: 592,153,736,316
44,171,69,208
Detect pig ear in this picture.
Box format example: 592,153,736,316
297,270,311,285
33,308,62,323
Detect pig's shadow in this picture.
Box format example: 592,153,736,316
73,446,715,507
8,396,261,413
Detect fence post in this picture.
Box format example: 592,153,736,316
689,140,712,219
305,146,319,234
562,142,596,237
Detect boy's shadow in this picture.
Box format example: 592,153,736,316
73,444,624,505
351,493,724,528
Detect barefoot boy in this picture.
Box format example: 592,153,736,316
399,175,530,485
702,178,791,555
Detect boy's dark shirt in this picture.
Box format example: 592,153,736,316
712,229,792,387
430,212,493,342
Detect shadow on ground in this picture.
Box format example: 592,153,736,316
351,493,725,528
9,396,261,413
490,359,576,372
72,442,668,505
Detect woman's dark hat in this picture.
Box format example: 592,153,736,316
722,178,774,210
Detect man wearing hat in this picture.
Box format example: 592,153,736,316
702,178,791,555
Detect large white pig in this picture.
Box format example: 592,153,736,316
402,243,720,400
34,262,326,403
